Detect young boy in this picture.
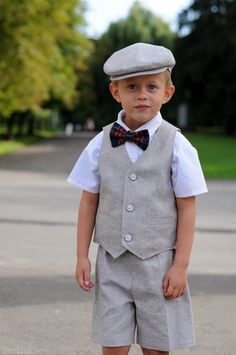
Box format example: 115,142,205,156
67,43,208,355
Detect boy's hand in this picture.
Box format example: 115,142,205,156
75,257,94,292
163,264,187,299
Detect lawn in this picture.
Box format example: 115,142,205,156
0,137,40,156
185,133,236,179
0,129,62,156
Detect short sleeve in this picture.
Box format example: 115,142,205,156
172,131,208,197
67,132,103,193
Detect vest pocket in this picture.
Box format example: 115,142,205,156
140,218,177,257
147,216,177,225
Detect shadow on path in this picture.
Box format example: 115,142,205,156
0,274,235,309
0,135,96,175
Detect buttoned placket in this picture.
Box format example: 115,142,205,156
124,172,137,243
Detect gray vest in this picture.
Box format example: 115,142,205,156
93,119,178,260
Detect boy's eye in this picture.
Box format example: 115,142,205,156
148,84,157,90
128,84,136,90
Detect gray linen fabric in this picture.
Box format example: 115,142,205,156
94,119,178,260
92,246,196,351
103,42,176,80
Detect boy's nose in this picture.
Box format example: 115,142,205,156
137,88,148,100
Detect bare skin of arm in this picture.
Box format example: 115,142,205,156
163,196,196,299
75,191,99,292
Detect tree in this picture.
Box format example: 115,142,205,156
0,0,91,138
76,1,176,128
175,0,236,134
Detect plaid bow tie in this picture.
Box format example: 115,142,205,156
110,122,149,151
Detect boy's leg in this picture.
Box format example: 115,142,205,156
141,348,169,355
102,345,131,355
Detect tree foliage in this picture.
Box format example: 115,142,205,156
0,0,91,122
175,0,236,134
77,1,176,128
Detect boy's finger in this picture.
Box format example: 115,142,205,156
83,271,94,291
163,277,169,292
75,268,83,285
165,284,174,298
76,274,82,286
78,275,85,289
83,269,91,287
88,281,95,289
178,287,185,297
75,269,89,290
172,288,179,298
80,276,91,291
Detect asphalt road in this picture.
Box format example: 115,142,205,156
0,133,236,355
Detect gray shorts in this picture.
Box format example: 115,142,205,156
91,246,196,352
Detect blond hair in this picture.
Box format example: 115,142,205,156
111,70,173,88
165,70,174,88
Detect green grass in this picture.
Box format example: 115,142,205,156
185,133,236,179
0,129,62,156
0,136,39,156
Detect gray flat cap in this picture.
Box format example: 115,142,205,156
104,42,176,81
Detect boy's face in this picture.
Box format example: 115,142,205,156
109,72,175,131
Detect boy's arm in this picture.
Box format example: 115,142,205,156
75,190,99,292
163,196,196,299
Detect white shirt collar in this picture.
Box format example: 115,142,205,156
116,110,162,137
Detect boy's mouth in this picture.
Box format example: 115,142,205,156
135,105,150,111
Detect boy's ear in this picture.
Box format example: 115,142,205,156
109,82,121,103
163,85,175,104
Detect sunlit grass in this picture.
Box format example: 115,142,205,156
0,137,39,156
185,133,236,179
0,129,62,156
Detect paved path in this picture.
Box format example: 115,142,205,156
0,133,236,355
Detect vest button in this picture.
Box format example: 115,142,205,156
126,204,134,212
124,234,132,242
129,173,137,181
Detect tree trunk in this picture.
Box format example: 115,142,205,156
226,119,236,136
16,113,26,138
27,114,35,136
6,114,17,140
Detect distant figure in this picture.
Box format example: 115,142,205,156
84,117,95,131
67,43,208,355
65,123,73,136
177,103,188,129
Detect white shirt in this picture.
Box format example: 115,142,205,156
67,111,208,197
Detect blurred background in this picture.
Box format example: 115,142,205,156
0,1,236,355
0,0,236,178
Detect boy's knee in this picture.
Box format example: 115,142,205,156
141,348,169,355
102,345,131,355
